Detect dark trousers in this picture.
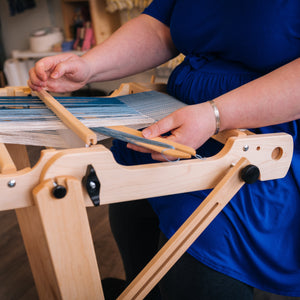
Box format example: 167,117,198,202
109,199,253,300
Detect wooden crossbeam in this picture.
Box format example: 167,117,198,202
36,89,98,146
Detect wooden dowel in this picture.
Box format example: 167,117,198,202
36,90,97,146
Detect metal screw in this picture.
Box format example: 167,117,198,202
243,145,249,152
7,179,16,188
89,181,96,189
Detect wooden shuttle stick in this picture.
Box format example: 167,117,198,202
36,89,98,146
96,126,195,159
108,125,196,158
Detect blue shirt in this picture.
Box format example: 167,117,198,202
112,0,300,296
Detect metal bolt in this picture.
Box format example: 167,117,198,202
243,145,249,152
7,179,16,188
89,181,96,189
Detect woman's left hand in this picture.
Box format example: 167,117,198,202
127,101,217,161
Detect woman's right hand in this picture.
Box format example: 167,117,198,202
28,53,92,93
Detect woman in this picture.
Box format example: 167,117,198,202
29,1,300,299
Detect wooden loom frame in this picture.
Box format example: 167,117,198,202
0,83,294,299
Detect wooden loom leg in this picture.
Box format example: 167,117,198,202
16,176,104,299
1,145,104,298
118,157,249,300
5,144,30,170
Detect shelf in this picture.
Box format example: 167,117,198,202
61,0,120,45
12,50,84,59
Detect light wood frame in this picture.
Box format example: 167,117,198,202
0,84,294,299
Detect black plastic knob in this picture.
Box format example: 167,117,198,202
52,185,67,199
240,165,260,184
82,164,100,206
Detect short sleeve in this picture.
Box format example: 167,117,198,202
143,0,176,26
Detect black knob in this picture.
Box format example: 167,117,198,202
82,164,100,206
52,185,67,199
240,165,260,184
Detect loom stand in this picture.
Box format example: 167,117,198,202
4,144,103,299
0,84,294,299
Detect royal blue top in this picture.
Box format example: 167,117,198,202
111,0,300,296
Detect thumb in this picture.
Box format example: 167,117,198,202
36,53,80,79
50,60,75,79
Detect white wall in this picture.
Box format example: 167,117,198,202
0,0,63,57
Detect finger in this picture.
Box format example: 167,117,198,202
35,53,78,81
165,125,193,147
127,143,176,162
150,152,177,162
50,53,82,79
27,80,43,92
142,111,182,138
28,69,46,91
34,58,55,82
126,143,154,154
127,143,181,162
28,67,46,87
29,63,58,91
50,60,77,80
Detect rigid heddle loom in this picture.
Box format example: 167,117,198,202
0,83,186,149
0,83,293,299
